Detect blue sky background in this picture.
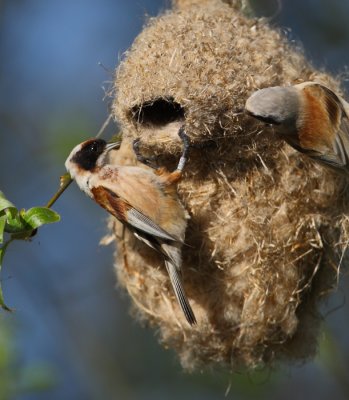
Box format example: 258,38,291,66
1,1,349,399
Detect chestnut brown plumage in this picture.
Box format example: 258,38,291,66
246,82,349,173
65,132,197,326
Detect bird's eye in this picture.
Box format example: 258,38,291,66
90,143,98,152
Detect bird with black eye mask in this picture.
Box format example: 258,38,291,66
65,128,197,326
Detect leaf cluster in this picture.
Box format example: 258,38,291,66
0,192,60,310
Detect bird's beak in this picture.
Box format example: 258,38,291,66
105,140,121,152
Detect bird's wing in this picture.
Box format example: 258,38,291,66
308,116,349,170
311,151,346,169
305,137,348,170
308,84,349,170
91,186,178,242
332,116,349,167
326,93,349,169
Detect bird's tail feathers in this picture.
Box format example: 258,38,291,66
164,259,197,326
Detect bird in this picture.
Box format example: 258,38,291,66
65,127,197,326
245,81,349,173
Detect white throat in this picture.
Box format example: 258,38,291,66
65,161,93,198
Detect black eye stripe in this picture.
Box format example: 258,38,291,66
72,139,107,171
90,143,100,152
246,110,281,125
255,115,281,125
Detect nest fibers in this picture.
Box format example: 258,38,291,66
108,0,349,369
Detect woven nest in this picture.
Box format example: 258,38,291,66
107,0,349,370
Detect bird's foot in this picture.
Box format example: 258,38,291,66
132,138,159,169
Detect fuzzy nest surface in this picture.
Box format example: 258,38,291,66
109,0,349,370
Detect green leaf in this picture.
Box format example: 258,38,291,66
0,193,21,234
0,216,6,244
0,193,62,312
0,241,13,312
0,192,15,213
4,210,31,234
21,208,60,229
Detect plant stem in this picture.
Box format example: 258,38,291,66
45,174,73,209
96,113,113,138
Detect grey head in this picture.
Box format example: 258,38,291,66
245,86,300,133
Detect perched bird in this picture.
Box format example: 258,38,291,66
245,82,349,173
65,128,197,326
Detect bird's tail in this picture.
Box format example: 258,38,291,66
163,249,197,326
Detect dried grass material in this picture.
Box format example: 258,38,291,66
110,0,349,370
173,0,243,11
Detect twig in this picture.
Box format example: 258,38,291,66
96,114,113,138
45,174,73,209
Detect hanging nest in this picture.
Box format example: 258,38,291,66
107,0,349,370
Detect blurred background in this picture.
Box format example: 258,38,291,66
0,0,349,399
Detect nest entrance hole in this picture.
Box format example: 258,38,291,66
131,97,185,127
